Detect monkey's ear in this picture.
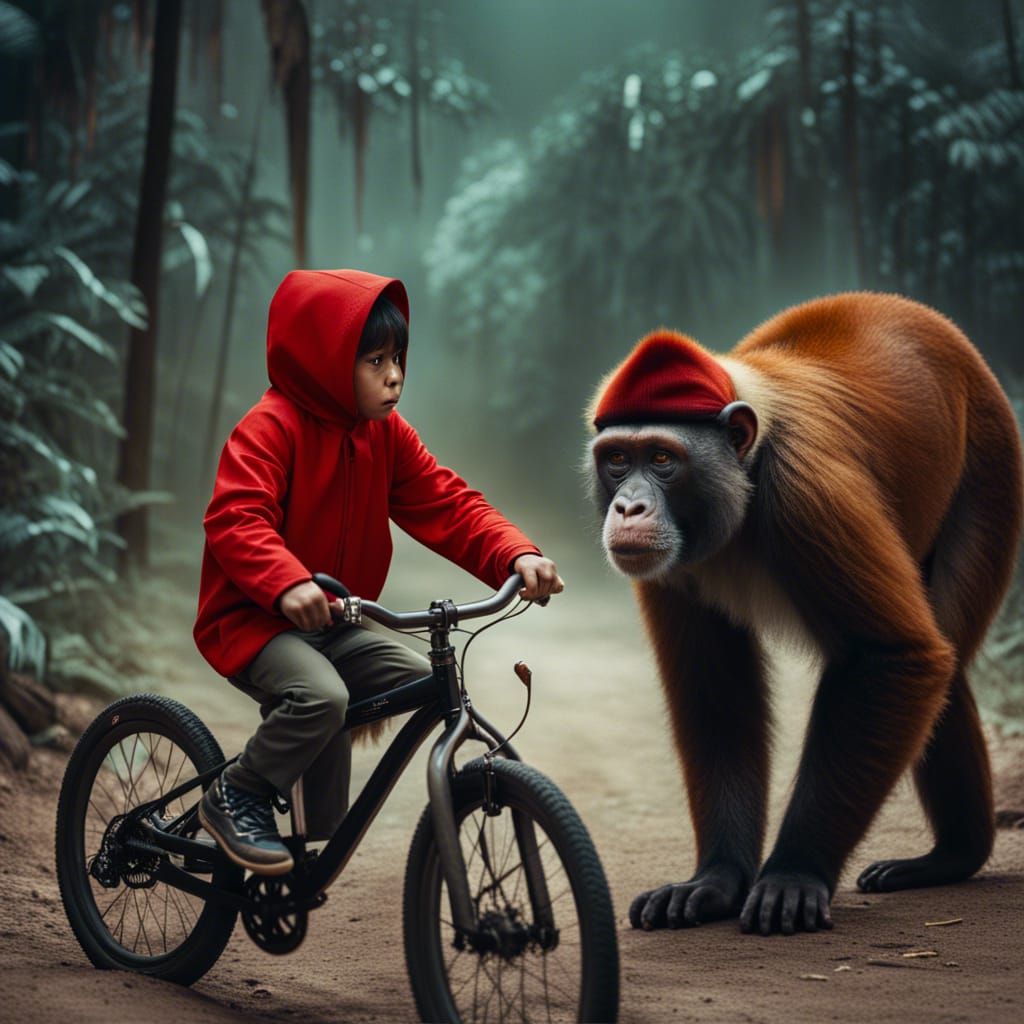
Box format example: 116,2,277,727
718,401,758,461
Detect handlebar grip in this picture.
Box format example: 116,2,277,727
312,572,351,599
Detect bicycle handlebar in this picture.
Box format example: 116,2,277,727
313,572,525,629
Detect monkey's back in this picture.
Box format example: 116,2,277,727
729,291,1022,565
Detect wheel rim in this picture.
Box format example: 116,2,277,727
77,724,209,961
436,799,585,1023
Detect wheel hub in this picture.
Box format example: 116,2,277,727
471,907,532,960
88,814,161,889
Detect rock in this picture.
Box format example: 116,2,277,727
0,670,57,735
0,704,30,771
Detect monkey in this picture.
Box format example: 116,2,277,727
586,292,1023,936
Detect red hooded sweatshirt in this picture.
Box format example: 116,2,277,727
194,269,540,678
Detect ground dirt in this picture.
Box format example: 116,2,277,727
2,530,1022,1023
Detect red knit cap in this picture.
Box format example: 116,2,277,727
593,329,735,429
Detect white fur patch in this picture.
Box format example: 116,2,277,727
688,550,819,659
718,357,777,460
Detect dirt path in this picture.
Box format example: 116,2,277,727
2,532,1022,1023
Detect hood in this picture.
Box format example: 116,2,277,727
266,269,409,426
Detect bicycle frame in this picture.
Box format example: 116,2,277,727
126,576,551,944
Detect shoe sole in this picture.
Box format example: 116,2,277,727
198,803,295,876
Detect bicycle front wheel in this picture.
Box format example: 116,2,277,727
55,693,243,985
403,758,619,1023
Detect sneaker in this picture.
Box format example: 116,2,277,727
199,776,295,876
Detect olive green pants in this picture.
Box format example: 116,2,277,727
222,623,430,840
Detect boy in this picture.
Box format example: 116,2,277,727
193,269,562,874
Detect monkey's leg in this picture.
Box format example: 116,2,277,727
858,436,1020,892
740,463,959,935
630,587,770,929
740,639,953,935
857,668,992,891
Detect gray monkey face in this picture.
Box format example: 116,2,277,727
590,424,752,579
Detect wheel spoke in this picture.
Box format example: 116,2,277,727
432,786,597,1024
98,885,128,921
121,733,143,811
71,720,218,962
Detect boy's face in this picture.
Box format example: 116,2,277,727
353,337,404,419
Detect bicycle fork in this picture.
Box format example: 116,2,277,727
426,701,556,945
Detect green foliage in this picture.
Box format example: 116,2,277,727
312,2,492,128
0,594,46,678
0,160,137,665
430,0,1024,433
0,74,285,685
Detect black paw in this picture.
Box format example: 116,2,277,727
739,870,833,936
629,865,745,930
857,850,980,892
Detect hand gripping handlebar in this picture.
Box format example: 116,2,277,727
312,572,525,630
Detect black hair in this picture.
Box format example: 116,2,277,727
357,294,408,357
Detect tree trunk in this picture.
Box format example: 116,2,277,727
1004,0,1022,89
842,10,866,285
202,103,265,494
353,84,370,235
892,100,912,291
116,0,184,571
409,0,423,210
960,174,976,326
795,0,813,112
261,0,311,265
924,156,948,303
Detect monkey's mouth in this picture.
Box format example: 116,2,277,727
608,543,675,579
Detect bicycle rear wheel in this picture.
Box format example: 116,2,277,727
55,693,243,985
403,758,619,1023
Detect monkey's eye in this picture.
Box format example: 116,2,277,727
651,451,674,468
605,451,629,474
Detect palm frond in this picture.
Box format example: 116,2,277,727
53,246,148,329
0,595,46,679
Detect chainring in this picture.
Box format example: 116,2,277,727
241,874,308,955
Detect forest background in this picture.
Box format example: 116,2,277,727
1,0,1023,752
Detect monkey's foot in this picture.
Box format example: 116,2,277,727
629,865,746,930
857,851,980,892
739,870,833,936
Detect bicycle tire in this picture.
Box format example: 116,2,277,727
402,758,619,1023
55,693,243,985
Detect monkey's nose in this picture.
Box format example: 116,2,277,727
613,498,648,518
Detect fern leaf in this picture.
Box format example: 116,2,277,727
0,594,46,678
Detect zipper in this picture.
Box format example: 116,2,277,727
332,432,355,577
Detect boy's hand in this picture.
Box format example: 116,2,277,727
513,555,564,602
279,580,333,631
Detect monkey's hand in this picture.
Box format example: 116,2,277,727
739,870,833,936
629,864,746,930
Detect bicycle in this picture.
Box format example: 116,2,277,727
55,572,620,1023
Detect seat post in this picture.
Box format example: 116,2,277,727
290,777,308,839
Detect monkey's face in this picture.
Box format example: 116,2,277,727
590,424,753,579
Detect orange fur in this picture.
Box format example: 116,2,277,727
594,292,1023,920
